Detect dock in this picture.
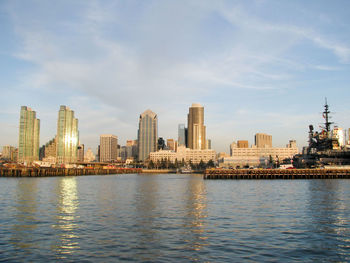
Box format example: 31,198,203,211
204,168,350,179
0,167,142,177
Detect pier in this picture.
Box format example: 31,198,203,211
204,168,350,179
0,167,142,177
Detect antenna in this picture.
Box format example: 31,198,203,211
323,97,333,134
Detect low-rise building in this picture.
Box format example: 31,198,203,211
223,140,298,167
149,145,216,164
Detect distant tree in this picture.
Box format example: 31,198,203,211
207,159,215,168
199,160,206,170
148,160,154,169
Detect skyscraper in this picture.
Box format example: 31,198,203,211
187,103,206,150
56,106,79,164
178,124,187,146
138,110,158,161
255,133,272,148
100,135,118,162
18,106,40,164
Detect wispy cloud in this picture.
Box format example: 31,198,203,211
2,0,350,151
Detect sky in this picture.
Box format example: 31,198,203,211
1,0,350,154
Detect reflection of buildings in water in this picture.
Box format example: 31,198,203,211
307,180,350,254
183,176,208,253
52,177,80,257
11,179,38,250
134,175,162,260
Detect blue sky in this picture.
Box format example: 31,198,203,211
1,0,350,153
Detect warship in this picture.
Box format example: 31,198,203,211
293,99,350,168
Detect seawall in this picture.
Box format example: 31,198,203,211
204,168,350,179
0,167,142,177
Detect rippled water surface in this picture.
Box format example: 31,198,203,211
0,174,349,262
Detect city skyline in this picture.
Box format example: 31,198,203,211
1,1,350,153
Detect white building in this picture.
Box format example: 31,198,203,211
223,140,298,167
332,127,345,148
149,146,216,164
84,148,96,162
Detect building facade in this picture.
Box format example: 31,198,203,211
187,103,206,150
77,144,85,162
167,139,176,151
149,146,216,164
138,110,158,161
84,148,96,162
2,145,16,161
178,124,187,146
255,133,272,148
237,140,249,148
224,140,299,167
18,106,40,164
100,135,118,162
56,106,79,164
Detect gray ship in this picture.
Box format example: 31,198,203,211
293,100,350,168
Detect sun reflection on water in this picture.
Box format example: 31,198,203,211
52,177,80,257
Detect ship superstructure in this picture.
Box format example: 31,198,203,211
293,99,350,168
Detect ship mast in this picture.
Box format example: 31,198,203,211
323,98,333,136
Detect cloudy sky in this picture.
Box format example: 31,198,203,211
1,0,350,153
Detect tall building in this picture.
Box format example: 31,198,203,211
138,110,158,161
56,106,79,164
41,137,57,162
206,139,212,150
237,140,249,148
187,103,206,150
167,139,175,151
2,145,16,160
255,133,272,148
178,124,187,146
126,140,138,160
18,106,40,164
100,135,118,162
77,144,85,162
84,148,96,162
332,126,345,148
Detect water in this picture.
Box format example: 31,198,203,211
0,174,349,262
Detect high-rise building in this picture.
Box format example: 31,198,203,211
237,140,249,148
56,106,79,164
206,139,212,150
18,106,40,164
84,148,96,162
138,110,158,161
187,103,206,150
332,126,345,148
255,133,272,148
2,145,16,160
126,140,138,160
178,124,187,146
167,139,175,151
77,144,85,162
100,135,118,162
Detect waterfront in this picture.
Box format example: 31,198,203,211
0,174,349,262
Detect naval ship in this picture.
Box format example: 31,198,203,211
293,100,350,168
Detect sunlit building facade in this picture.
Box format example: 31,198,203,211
100,135,118,162
149,146,216,164
187,103,206,150
18,106,40,164
56,106,79,164
138,110,158,161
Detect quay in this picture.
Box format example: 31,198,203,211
0,167,142,177
204,168,350,179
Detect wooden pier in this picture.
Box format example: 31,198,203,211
204,168,350,180
0,167,142,177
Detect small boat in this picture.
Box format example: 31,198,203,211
180,166,193,174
